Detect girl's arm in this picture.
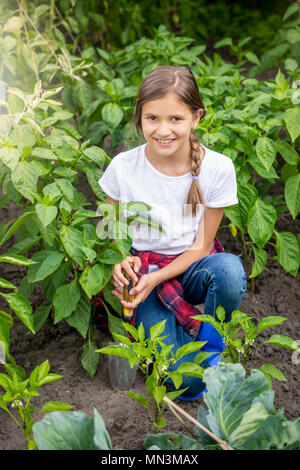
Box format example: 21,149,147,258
150,207,225,286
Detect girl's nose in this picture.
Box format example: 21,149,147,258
156,121,172,136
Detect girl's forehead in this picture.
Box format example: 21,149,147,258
142,92,192,115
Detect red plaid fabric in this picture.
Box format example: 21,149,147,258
129,237,224,330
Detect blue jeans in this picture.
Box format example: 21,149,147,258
135,253,247,396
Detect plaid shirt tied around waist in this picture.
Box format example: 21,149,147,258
129,237,224,331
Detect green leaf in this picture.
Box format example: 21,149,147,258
193,351,215,365
153,385,167,404
93,409,113,450
82,146,107,167
0,310,13,352
76,80,93,109
245,51,260,65
126,391,149,408
275,230,299,276
242,415,300,450
150,320,166,342
259,364,286,382
29,359,59,387
276,141,299,165
0,213,31,247
97,248,123,264
107,311,125,342
248,152,279,179
283,2,298,21
214,37,232,48
247,199,277,248
36,203,58,228
34,304,52,332
53,280,81,323
138,321,145,342
0,146,20,170
225,183,257,233
257,316,287,333
284,107,300,142
0,292,35,333
284,173,300,219
59,225,84,267
176,362,204,378
81,339,99,377
30,252,65,282
39,402,73,413
112,238,133,261
281,163,298,184
27,250,58,282
33,411,95,450
255,137,277,172
100,286,121,315
0,254,36,266
11,160,38,203
43,182,61,202
101,103,123,133
79,264,104,299
203,363,270,444
264,334,300,351
121,322,138,341
56,179,74,203
65,292,91,338
145,432,203,450
229,402,269,447
216,305,226,322
167,371,183,389
96,344,130,359
32,147,57,160
175,341,206,362
249,246,267,278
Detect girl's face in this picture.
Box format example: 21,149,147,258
141,92,202,161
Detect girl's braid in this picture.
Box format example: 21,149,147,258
186,129,205,216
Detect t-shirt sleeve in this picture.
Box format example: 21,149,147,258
98,155,122,201
206,158,238,208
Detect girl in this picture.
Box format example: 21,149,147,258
98,65,246,398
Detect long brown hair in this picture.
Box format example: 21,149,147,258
132,65,206,217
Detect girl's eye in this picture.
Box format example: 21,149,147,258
147,116,181,121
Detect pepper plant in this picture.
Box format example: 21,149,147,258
193,306,300,387
0,80,160,376
97,319,211,430
0,356,72,450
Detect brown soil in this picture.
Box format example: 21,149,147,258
0,175,299,451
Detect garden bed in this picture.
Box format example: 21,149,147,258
0,191,299,451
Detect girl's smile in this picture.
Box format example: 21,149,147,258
154,138,176,146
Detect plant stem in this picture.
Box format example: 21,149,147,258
163,397,234,451
165,399,203,444
5,408,21,427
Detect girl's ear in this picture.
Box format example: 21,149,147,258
193,108,204,128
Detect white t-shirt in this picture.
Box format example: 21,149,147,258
98,143,238,267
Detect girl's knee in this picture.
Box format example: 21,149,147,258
214,253,247,297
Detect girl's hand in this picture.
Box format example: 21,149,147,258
112,273,157,310
111,255,141,288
